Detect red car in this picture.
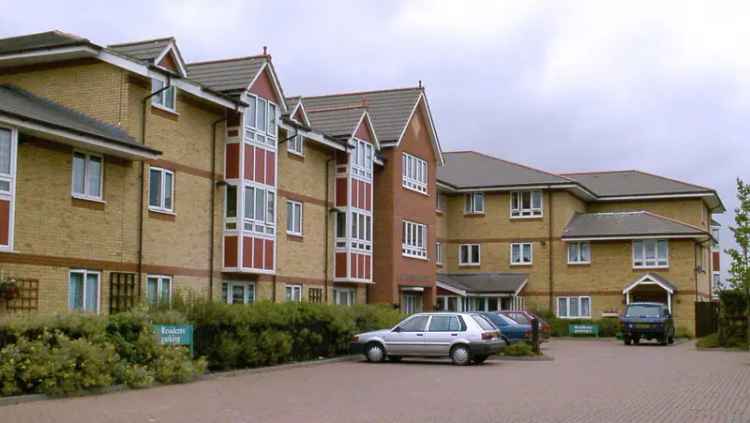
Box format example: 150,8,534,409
501,311,551,341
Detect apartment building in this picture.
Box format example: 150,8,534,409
435,152,723,333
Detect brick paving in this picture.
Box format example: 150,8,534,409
2,339,749,423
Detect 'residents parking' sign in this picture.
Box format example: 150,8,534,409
153,324,194,355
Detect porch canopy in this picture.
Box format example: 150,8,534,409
623,273,677,313
437,272,528,296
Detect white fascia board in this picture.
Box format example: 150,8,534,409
561,234,704,242
436,281,466,296
623,275,675,295
597,193,714,201
441,184,580,193
279,121,344,151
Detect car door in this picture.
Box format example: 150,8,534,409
383,315,429,356
423,315,464,356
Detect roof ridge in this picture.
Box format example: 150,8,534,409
641,210,708,233
0,30,88,43
108,36,175,48
298,86,422,100
186,55,268,67
444,150,568,181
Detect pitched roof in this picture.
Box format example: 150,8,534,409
186,56,267,94
437,151,572,189
108,37,173,62
624,273,677,294
0,84,159,155
562,211,707,240
561,170,713,197
437,272,528,295
306,106,368,139
296,87,423,143
0,30,91,55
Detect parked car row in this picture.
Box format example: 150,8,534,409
351,311,549,366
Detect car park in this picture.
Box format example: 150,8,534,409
480,312,532,345
620,302,675,346
351,312,504,365
501,311,551,341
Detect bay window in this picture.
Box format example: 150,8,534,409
511,242,533,265
464,192,484,214
225,185,237,230
243,185,275,234
350,210,372,251
557,296,591,318
402,220,427,259
402,153,428,194
511,191,543,217
633,239,669,268
72,152,102,200
567,241,591,264
245,94,277,147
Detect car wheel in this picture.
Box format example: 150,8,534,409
668,335,674,344
633,337,640,345
624,336,632,345
659,335,668,346
450,345,471,366
502,337,511,347
387,355,402,363
365,342,386,363
472,355,488,364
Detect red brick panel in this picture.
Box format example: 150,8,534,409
249,69,281,104
264,239,274,270
253,238,264,269
335,252,347,278
226,144,240,179
224,235,238,267
712,251,720,272
351,254,357,280
364,255,371,280
242,236,253,268
336,178,347,207
266,150,275,186
359,181,366,210
354,118,372,143
255,148,266,184
243,144,254,181
364,182,371,211
351,179,358,208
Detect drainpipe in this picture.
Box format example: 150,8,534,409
139,75,172,292
209,112,228,300
548,191,554,312
325,157,333,303
695,237,712,302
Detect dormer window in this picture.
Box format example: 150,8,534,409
151,79,176,112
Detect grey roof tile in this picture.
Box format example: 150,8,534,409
306,106,367,138
294,87,422,143
0,84,158,154
437,151,571,188
108,37,173,63
0,30,90,55
186,57,266,94
562,170,713,197
562,211,707,239
437,272,528,294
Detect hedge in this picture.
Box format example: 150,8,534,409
535,311,620,337
718,290,748,348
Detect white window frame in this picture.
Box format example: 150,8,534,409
402,220,428,259
711,227,720,252
567,241,591,264
436,193,446,212
402,152,428,194
68,269,101,314
459,244,481,266
222,281,256,304
435,241,443,265
224,185,238,230
0,126,18,251
151,78,176,112
464,192,484,214
632,239,669,269
510,191,543,218
351,139,373,180
350,210,372,252
287,133,304,156
148,167,175,213
285,284,303,302
286,200,303,236
243,184,276,235
245,94,277,148
71,151,103,201
557,296,591,319
510,242,533,265
333,287,356,306
146,275,172,306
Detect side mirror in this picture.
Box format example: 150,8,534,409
392,326,402,333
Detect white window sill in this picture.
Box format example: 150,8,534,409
464,212,485,216
401,182,429,196
402,253,428,261
72,194,106,204
510,214,543,220
633,265,669,270
567,261,591,265
151,103,179,116
286,231,303,237
287,149,304,158
510,262,533,266
459,263,480,267
148,207,176,216
557,316,592,320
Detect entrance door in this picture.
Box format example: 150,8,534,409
401,293,423,314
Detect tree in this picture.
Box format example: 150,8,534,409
726,178,750,349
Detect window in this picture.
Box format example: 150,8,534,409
557,296,591,318
399,314,428,330
0,128,13,194
222,281,255,305
350,211,372,251
402,153,427,194
288,133,304,156
351,139,373,179
567,241,591,264
633,239,669,268
459,244,480,266
245,95,277,147
309,287,323,304
225,185,237,230
148,167,174,212
243,185,275,234
511,191,543,217
435,242,443,265
335,211,346,248
711,227,720,251
68,270,100,313
151,79,176,111
511,243,533,265
146,275,171,305
402,220,427,259
436,193,447,211
464,192,484,214
428,315,462,332
72,152,102,200
333,288,356,306
285,284,302,302
286,201,303,235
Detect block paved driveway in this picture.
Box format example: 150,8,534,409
2,339,750,423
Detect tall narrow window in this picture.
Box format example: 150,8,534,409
68,270,100,313
225,185,237,230
151,79,176,111
146,275,172,305
286,200,303,235
402,220,427,259
435,242,443,265
148,167,174,212
288,134,304,155
72,152,103,200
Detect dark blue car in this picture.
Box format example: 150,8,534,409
480,312,531,345
620,302,675,346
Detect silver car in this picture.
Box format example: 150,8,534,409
351,312,504,365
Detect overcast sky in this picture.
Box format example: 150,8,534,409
1,1,747,281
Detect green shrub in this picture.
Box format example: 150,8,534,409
117,364,155,389
502,342,535,357
675,326,693,339
151,346,206,384
696,333,720,348
536,311,619,337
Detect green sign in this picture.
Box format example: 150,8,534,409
569,324,599,337
154,324,193,355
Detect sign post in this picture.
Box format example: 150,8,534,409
153,324,194,356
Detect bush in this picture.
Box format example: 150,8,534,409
502,342,535,357
536,311,619,337
696,333,720,348
718,290,748,348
